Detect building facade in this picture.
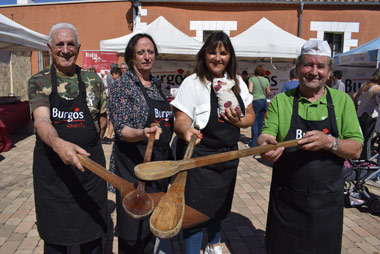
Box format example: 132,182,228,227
1,0,380,98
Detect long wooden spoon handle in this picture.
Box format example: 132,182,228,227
144,123,159,163
135,139,299,181
184,133,198,160
77,154,124,192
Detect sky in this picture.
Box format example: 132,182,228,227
0,0,80,5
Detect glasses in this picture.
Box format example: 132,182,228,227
121,67,127,69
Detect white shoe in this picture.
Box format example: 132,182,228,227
204,243,222,254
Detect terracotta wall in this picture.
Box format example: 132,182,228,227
0,1,134,66
140,3,299,37
301,4,380,45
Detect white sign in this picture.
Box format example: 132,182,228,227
334,66,376,95
152,60,294,99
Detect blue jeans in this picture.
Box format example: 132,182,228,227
183,222,221,254
249,99,268,147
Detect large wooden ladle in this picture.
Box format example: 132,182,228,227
135,139,299,181
123,127,156,219
150,134,198,239
76,154,209,228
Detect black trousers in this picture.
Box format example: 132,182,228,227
44,238,102,254
118,235,156,254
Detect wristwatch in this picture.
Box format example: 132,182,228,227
331,137,339,151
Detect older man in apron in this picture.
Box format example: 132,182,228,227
257,40,363,254
28,23,108,253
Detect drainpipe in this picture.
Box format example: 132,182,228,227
298,2,304,37
130,0,140,31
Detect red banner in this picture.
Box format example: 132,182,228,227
82,50,118,78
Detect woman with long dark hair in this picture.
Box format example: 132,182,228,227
171,31,255,254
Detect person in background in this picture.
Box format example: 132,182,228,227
281,68,299,92
111,66,122,80
108,33,173,254
257,40,363,254
106,63,118,89
242,70,249,87
103,67,122,145
352,67,380,118
88,66,97,73
332,70,345,92
28,23,108,253
351,68,380,161
247,65,270,147
171,31,255,254
120,62,128,75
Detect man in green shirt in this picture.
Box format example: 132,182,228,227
257,40,363,254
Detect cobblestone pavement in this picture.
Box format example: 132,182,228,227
1,128,380,254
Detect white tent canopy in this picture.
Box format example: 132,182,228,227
100,16,305,61
231,17,306,59
100,16,203,59
334,36,380,68
0,14,48,51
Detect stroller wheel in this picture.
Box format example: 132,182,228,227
368,197,380,214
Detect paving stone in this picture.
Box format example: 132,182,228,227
0,238,6,246
0,241,21,254
7,233,27,243
5,217,22,226
14,221,34,233
18,237,39,250
3,203,23,214
15,250,33,254
0,213,12,224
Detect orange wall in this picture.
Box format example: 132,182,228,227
0,1,133,66
301,5,380,45
141,3,300,38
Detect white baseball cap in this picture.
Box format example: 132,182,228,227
301,40,331,57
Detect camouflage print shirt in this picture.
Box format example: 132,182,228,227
28,65,107,133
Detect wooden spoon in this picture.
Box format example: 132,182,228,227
123,127,156,219
135,139,299,181
76,154,209,227
150,133,198,239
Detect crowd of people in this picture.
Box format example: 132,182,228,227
28,22,366,254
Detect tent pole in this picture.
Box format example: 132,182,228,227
9,52,15,97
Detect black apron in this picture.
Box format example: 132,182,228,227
114,78,173,243
265,88,345,254
33,65,108,245
178,88,245,232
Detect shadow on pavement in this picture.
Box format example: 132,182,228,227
239,133,251,145
255,157,274,168
9,120,34,149
223,212,265,253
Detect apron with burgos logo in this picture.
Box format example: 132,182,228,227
114,75,173,243
177,87,245,231
33,65,107,245
265,88,345,254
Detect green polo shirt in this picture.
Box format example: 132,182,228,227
261,86,363,144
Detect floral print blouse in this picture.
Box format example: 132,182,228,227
108,68,166,141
